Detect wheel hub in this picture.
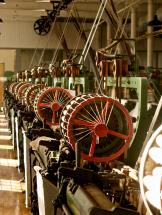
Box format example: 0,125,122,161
94,123,108,137
51,102,60,111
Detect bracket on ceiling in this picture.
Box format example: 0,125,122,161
33,0,72,36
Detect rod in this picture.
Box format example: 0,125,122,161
78,0,107,64
83,0,108,62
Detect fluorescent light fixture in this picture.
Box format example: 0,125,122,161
0,158,18,167
35,0,50,2
0,128,10,132
0,123,8,128
0,77,7,81
0,179,25,192
0,145,13,150
0,135,11,140
0,120,8,123
0,114,6,118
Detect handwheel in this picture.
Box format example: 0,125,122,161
25,84,45,111
17,83,32,101
139,124,162,215
34,18,51,36
9,82,19,94
60,94,133,163
14,82,25,96
34,87,73,126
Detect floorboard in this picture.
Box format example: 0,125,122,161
0,113,30,215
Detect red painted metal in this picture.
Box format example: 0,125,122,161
60,94,133,163
35,87,73,126
17,83,32,101
25,84,45,111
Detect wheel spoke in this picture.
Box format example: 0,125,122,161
94,100,102,123
106,100,115,126
52,111,56,124
95,101,111,123
76,130,93,142
38,103,51,108
72,118,94,128
89,133,97,157
61,95,71,105
54,90,58,101
58,91,65,103
44,91,54,102
107,129,128,140
77,112,95,123
101,101,111,123
89,104,101,124
73,128,90,136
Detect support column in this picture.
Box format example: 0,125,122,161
147,0,153,70
107,21,112,46
131,7,136,39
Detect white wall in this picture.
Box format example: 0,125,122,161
0,20,99,72
0,49,16,71
0,21,99,50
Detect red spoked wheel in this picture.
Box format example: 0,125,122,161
34,87,73,126
14,82,25,97
17,83,33,101
25,84,45,111
60,94,133,163
9,82,19,94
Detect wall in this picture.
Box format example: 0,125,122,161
16,49,63,71
2,20,162,73
0,63,4,107
0,20,99,72
0,49,16,71
136,38,162,69
0,21,99,50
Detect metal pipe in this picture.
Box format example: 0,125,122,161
147,0,153,69
117,0,145,14
83,0,108,62
78,0,107,64
78,0,104,64
33,151,46,170
131,7,136,39
107,21,112,46
62,204,73,215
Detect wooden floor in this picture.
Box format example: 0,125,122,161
0,112,30,215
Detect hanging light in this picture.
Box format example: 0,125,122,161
148,15,162,31
0,0,5,4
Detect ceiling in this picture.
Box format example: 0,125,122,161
0,0,162,34
0,0,100,22
0,0,147,21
